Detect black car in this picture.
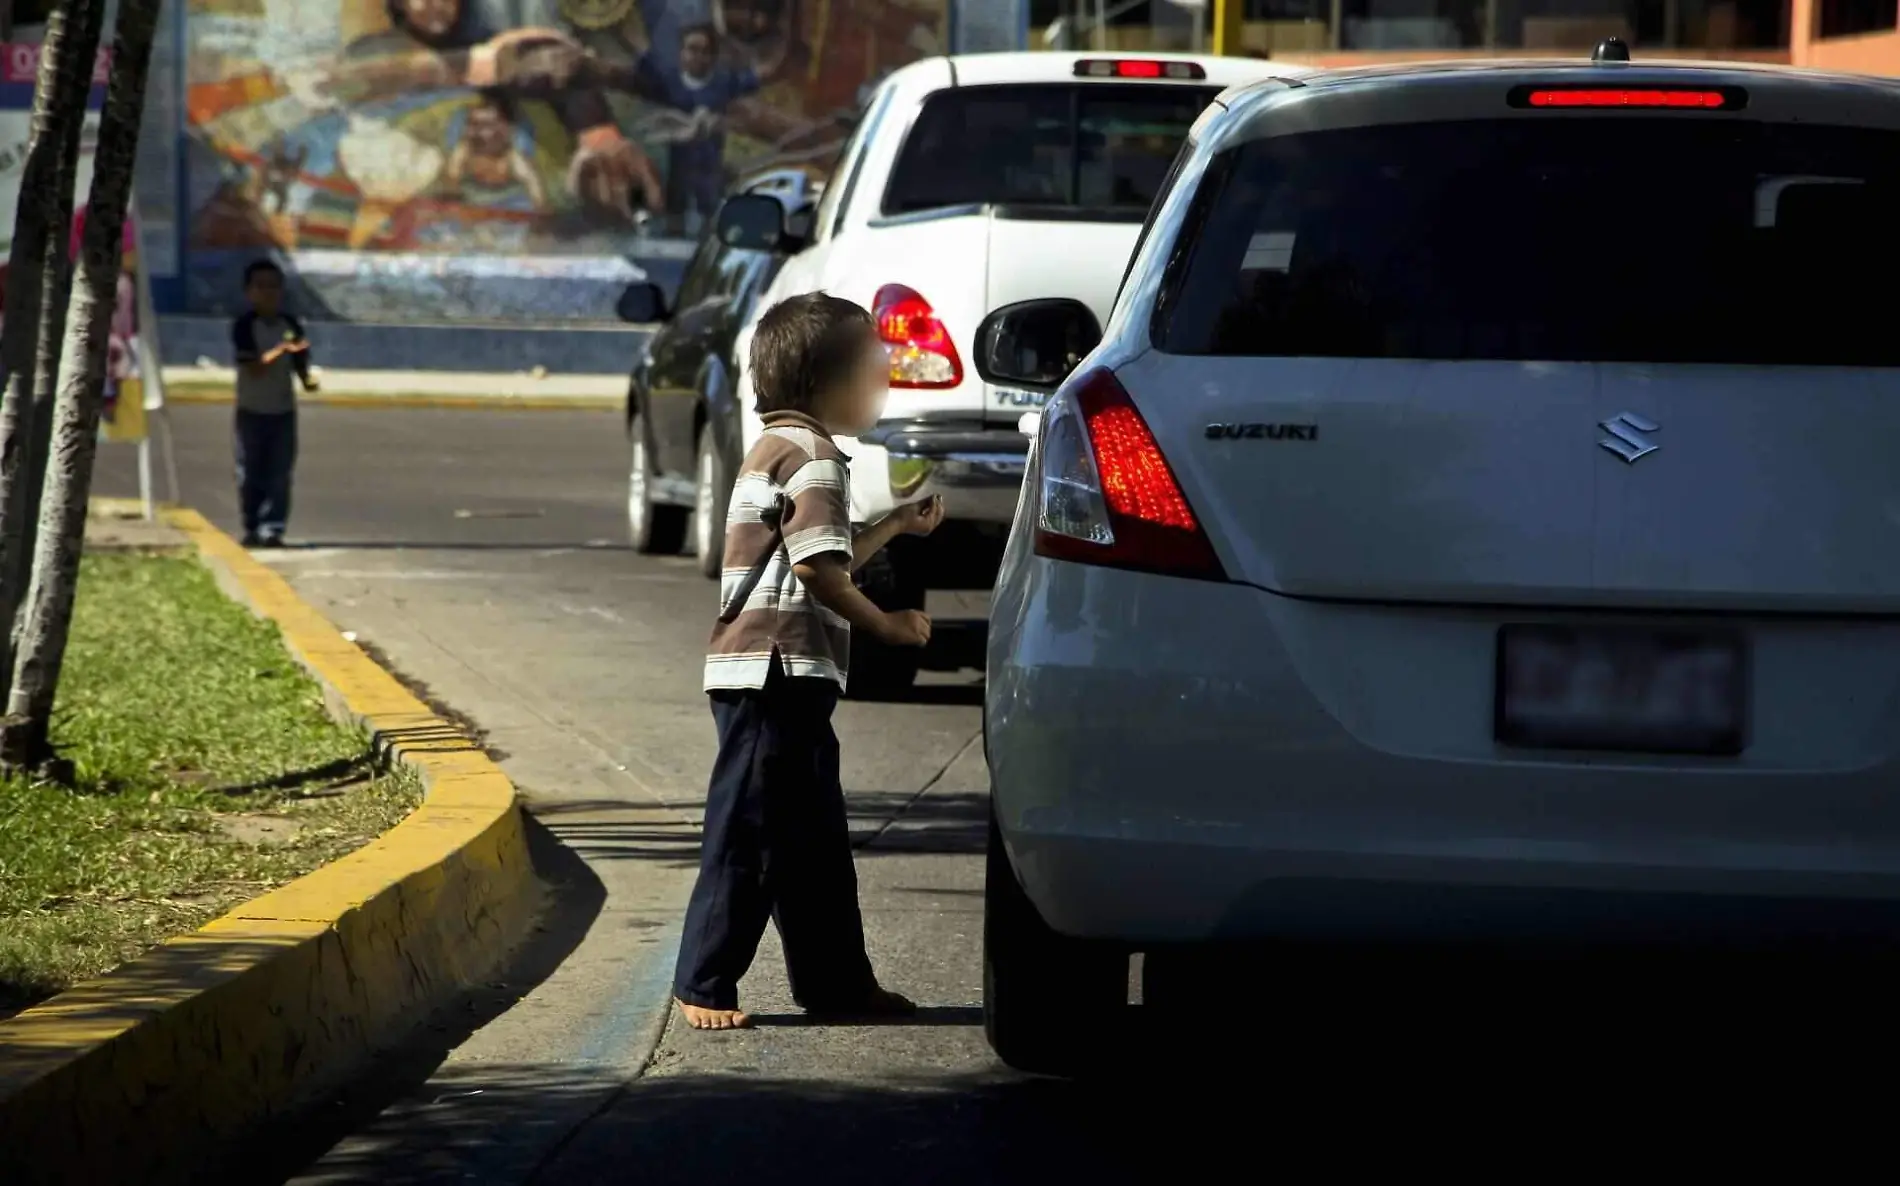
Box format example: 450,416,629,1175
617,170,821,577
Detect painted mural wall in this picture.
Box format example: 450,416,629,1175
182,0,949,322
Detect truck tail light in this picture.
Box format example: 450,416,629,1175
874,283,962,389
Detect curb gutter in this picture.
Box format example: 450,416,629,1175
0,506,541,1185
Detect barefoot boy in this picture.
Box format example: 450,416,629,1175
676,291,945,1030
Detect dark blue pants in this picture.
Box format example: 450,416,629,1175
673,659,877,1011
234,409,296,540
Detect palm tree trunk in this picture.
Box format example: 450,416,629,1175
9,0,105,660
0,0,160,774
0,0,102,712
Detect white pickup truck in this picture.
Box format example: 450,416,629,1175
719,51,1310,692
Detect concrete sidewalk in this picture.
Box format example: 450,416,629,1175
162,366,627,410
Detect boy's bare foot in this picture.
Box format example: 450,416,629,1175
677,999,752,1030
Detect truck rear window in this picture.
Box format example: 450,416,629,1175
882,83,1217,221
1157,118,1900,367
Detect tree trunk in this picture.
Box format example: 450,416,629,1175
0,0,99,711
0,0,159,774
9,0,104,660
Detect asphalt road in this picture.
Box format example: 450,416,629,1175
93,407,1876,1174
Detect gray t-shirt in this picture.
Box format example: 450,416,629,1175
231,312,305,415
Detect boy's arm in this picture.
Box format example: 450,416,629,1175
849,496,945,571
849,515,904,574
796,555,917,644
782,459,929,646
232,314,278,375
285,315,315,388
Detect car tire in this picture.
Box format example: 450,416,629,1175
846,546,923,699
983,812,1127,1077
693,424,731,579
628,411,687,555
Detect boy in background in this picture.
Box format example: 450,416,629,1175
230,260,318,548
677,291,944,1029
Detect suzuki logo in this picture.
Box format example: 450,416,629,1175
1598,411,1659,463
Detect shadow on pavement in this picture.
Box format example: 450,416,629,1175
213,813,606,1186
747,1005,984,1028
850,789,989,855
522,788,990,864
248,975,1874,1186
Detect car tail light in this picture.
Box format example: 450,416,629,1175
1510,85,1744,110
1074,58,1206,80
874,283,962,389
1032,367,1225,581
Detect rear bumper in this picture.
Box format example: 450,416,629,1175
985,560,1900,946
856,420,1029,526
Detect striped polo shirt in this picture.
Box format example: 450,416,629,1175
704,411,854,691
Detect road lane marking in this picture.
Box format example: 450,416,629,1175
557,602,627,623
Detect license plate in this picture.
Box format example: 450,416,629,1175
1495,625,1747,755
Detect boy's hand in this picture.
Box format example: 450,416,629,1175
875,609,932,648
893,495,945,537
284,338,309,354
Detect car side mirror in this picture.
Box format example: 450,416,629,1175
714,193,788,252
616,281,667,324
973,298,1103,390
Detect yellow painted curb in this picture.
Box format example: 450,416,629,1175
0,507,541,1186
165,383,620,411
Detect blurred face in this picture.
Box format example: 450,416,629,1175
467,104,509,155
246,269,284,316
401,0,461,41
814,334,890,435
680,31,715,77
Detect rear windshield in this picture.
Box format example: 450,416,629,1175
882,83,1217,221
1158,118,1900,367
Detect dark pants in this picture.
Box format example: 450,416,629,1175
234,409,297,539
673,658,878,1011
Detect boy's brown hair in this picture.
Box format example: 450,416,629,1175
749,291,877,415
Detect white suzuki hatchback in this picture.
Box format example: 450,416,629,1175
979,49,1900,1074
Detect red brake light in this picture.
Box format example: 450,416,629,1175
1512,85,1742,110
1033,368,1225,581
873,283,962,389
1074,58,1206,81
1088,403,1197,531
